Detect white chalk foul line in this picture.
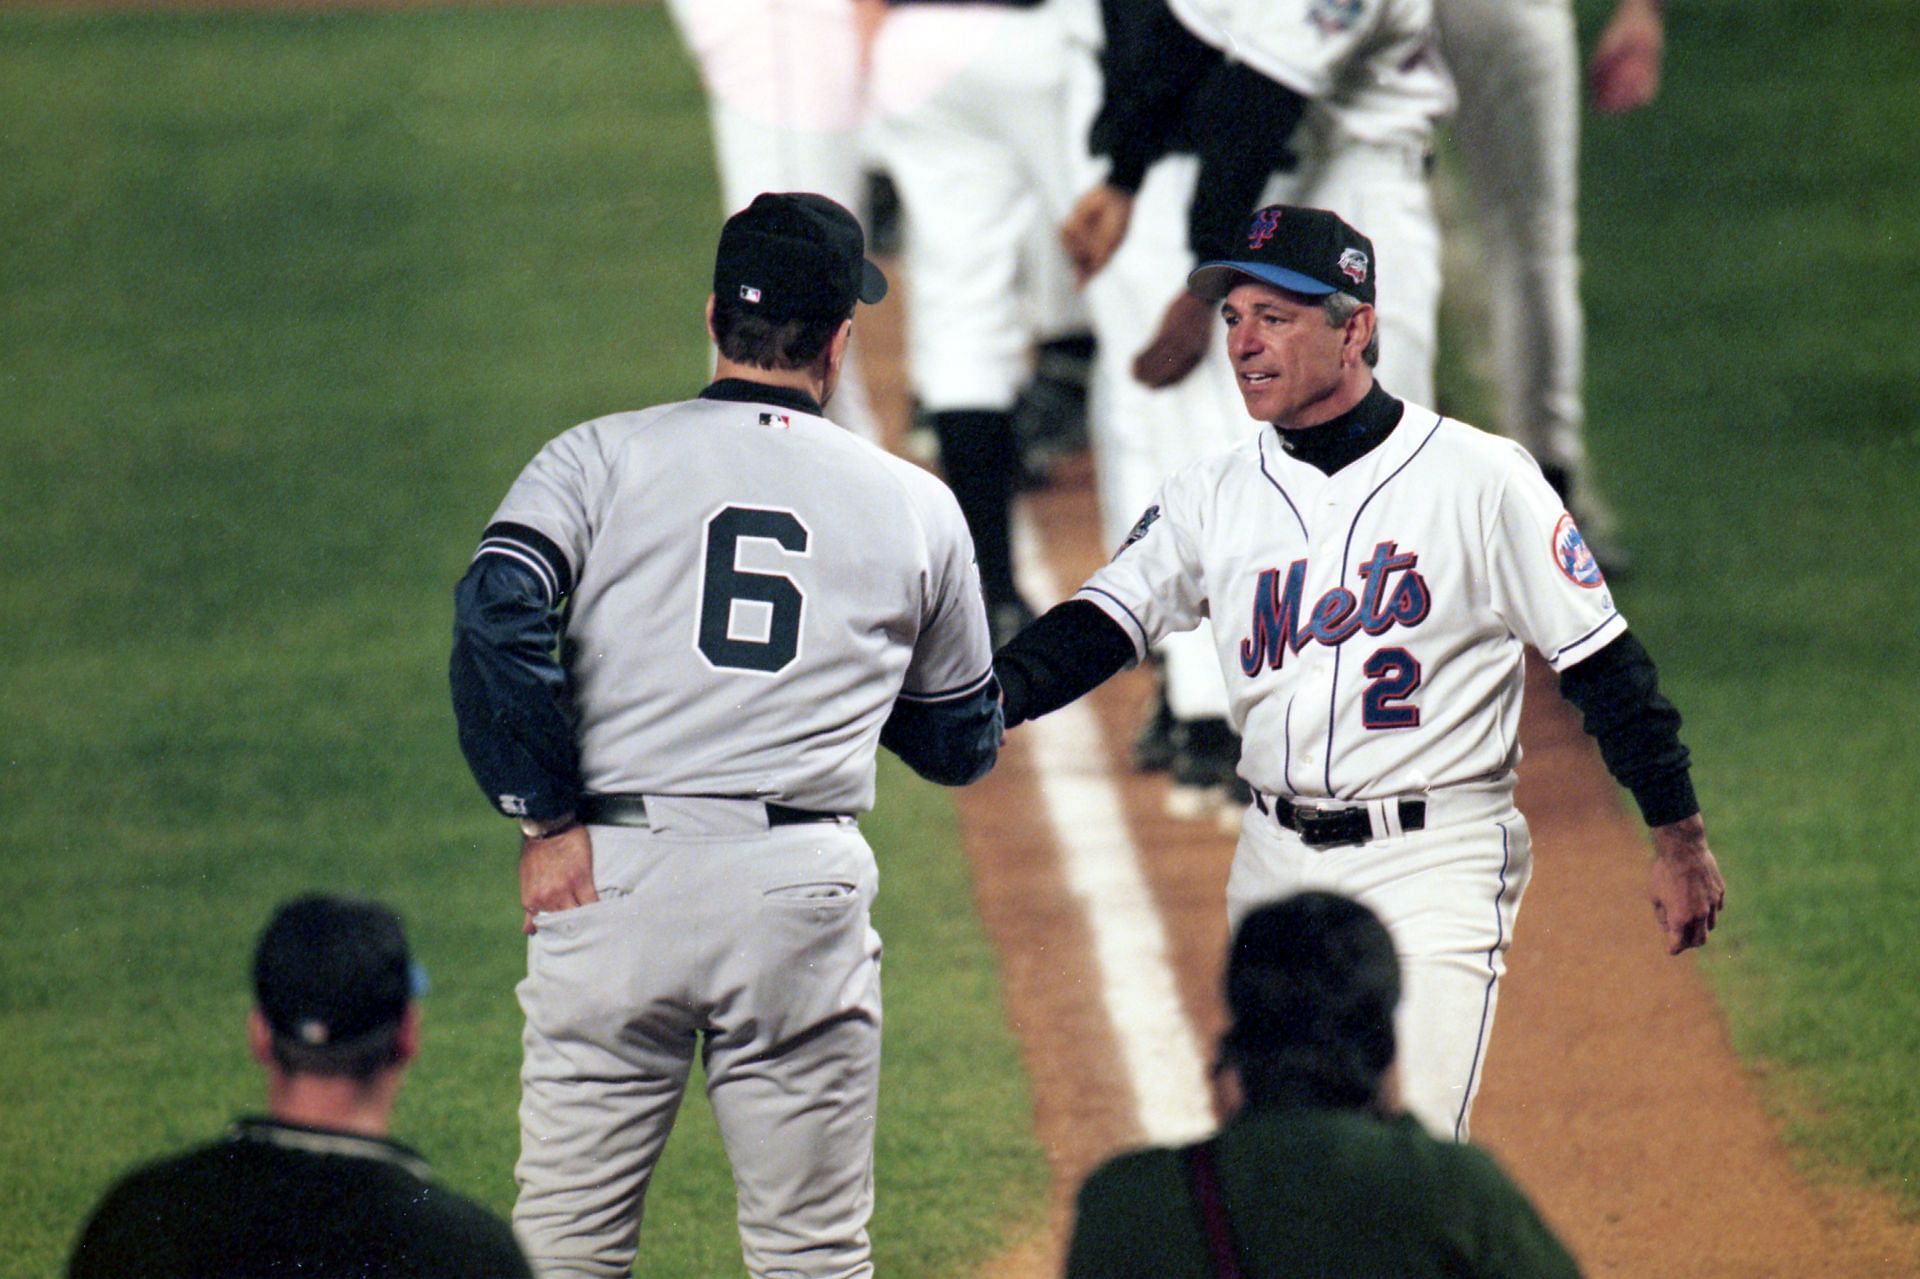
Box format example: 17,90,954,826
1014,509,1215,1146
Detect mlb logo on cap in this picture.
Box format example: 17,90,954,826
740,285,763,304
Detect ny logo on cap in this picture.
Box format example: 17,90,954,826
1248,208,1283,250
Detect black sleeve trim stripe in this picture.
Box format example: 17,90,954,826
1548,612,1623,665
897,667,997,704
1075,586,1150,657
473,521,573,603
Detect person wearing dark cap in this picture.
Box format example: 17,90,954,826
67,895,530,1279
994,202,1724,1141
1065,892,1582,1277
449,191,1000,1278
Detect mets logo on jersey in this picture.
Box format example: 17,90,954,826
1239,541,1431,675
1553,513,1605,587
1116,504,1161,557
1309,0,1364,34
1337,247,1369,285
1248,208,1284,249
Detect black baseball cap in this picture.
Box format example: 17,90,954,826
1188,204,1377,307
253,895,424,1047
714,192,888,321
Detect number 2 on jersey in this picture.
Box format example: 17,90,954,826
1362,646,1422,729
697,506,809,674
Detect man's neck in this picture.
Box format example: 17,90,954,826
267,1072,399,1139
712,354,829,406
1275,381,1404,476
1274,368,1375,433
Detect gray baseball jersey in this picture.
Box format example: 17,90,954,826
452,377,999,1278
480,393,993,813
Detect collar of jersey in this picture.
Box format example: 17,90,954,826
700,378,824,418
228,1117,433,1181
1275,381,1404,476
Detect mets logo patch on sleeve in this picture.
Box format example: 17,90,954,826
1116,504,1161,557
1552,513,1605,587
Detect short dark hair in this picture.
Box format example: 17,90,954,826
253,895,418,1084
1219,892,1400,1110
711,296,848,371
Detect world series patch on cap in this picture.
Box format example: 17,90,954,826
1187,204,1377,306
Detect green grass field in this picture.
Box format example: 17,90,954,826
1567,0,1920,1207
2,2,1917,1274
0,8,1044,1275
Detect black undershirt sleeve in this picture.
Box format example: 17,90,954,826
1184,64,1308,262
994,600,1138,728
1090,0,1222,192
1556,631,1699,827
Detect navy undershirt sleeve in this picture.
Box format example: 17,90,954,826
449,550,581,822
1090,0,1222,191
1185,64,1308,262
994,600,1136,728
880,681,1004,786
1556,630,1699,826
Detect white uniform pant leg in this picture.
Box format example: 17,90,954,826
703,825,883,1279
1296,139,1441,408
1436,0,1584,475
869,7,1075,412
513,834,701,1278
1227,808,1531,1141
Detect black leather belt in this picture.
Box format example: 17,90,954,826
1252,792,1426,848
579,794,851,828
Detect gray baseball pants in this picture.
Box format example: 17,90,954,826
512,800,882,1278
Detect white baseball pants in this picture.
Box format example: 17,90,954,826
514,811,883,1279
867,2,1084,413
664,0,884,444
1434,0,1587,485
1226,789,1532,1141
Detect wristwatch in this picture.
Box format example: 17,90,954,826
518,813,580,840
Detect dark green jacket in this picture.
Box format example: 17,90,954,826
1066,1107,1581,1278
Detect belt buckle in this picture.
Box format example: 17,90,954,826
1290,799,1366,849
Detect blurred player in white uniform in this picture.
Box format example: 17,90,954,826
1434,0,1666,568
1060,0,1450,814
665,0,888,443
995,204,1724,1138
450,194,1000,1278
867,0,1101,643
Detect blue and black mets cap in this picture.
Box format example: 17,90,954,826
1187,204,1377,307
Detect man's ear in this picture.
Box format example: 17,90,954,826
247,1008,276,1069
705,294,719,344
827,317,854,371
392,1004,422,1069
1345,304,1377,367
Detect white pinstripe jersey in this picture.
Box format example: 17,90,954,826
1078,405,1624,802
480,395,993,813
